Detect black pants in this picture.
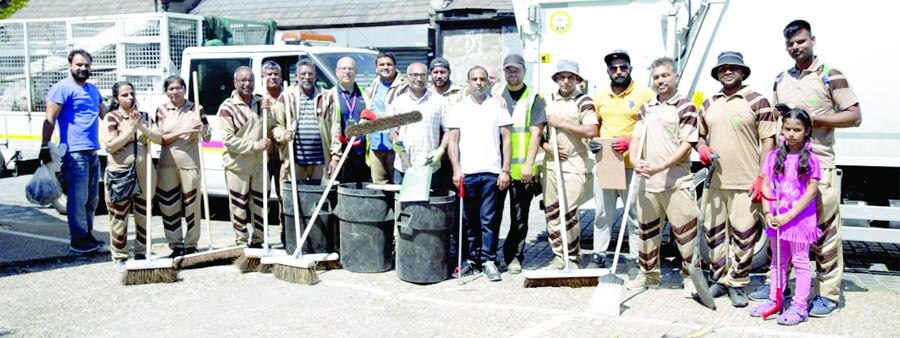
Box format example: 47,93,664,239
497,180,541,264
337,152,371,184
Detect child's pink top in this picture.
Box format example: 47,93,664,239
761,149,822,243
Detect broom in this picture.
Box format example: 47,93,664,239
237,96,286,273
523,126,605,288
123,125,177,285
762,183,783,320
268,110,424,283
588,124,647,315
176,71,243,269
687,153,718,310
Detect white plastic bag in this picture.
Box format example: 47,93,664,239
26,164,62,206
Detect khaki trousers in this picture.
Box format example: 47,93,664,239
705,188,759,288
105,162,153,260
368,149,394,184
635,188,699,277
226,169,264,245
543,170,586,261
156,167,201,250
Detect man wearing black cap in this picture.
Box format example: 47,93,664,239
697,51,777,308
429,57,466,106
495,53,547,274
766,19,861,318
588,50,654,269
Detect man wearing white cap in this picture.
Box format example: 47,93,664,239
541,59,598,269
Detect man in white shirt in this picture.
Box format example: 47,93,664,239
447,66,512,282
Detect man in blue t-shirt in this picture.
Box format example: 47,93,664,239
364,52,406,184
41,49,107,253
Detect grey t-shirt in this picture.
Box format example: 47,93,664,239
502,84,547,127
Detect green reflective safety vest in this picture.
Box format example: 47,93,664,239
509,88,539,180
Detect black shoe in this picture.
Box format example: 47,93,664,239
69,241,102,254
728,287,749,308
168,248,185,259
584,253,606,269
709,283,727,298
184,247,198,255
247,242,263,249
134,254,147,260
452,260,479,278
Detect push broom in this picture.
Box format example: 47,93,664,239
523,126,606,288
588,124,647,315
267,109,423,284
124,124,177,285
176,71,243,269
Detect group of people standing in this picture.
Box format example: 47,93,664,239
41,18,857,325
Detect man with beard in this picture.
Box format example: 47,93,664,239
762,19,861,318
429,57,466,106
326,57,372,183
697,51,776,308
495,53,546,274
219,66,271,246
41,49,108,253
588,50,654,269
364,52,406,184
274,60,330,183
447,66,512,282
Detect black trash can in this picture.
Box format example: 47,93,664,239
281,179,338,255
396,191,456,284
336,182,394,273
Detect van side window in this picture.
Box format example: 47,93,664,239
188,58,251,115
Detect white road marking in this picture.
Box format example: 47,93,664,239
321,280,393,297
510,314,577,338
0,228,69,244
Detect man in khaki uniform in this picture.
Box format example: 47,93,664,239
697,51,777,308
541,59,598,269
364,52,406,184
273,60,330,183
261,60,285,242
219,66,272,246
627,58,700,296
768,19,861,318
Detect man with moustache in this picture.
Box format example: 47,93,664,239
41,49,108,253
273,60,330,183
697,51,776,307
364,52,406,184
260,61,285,239
326,56,373,183
219,66,271,246
429,57,466,106
588,50,654,269
447,66,512,282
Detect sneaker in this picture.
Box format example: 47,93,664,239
709,283,728,298
451,260,479,278
134,254,147,260
749,284,793,301
748,299,778,318
247,242,263,249
184,247,198,255
777,306,809,325
542,257,566,270
808,296,840,318
167,248,185,259
625,274,660,290
682,279,697,298
69,241,102,254
113,259,126,273
584,253,606,269
482,261,502,282
507,258,522,274
728,287,749,308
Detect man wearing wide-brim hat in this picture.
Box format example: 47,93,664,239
540,59,599,269
695,51,777,308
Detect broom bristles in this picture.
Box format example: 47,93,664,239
256,263,273,273
523,276,598,288
272,263,319,284
122,268,178,285
176,247,243,269
234,255,261,273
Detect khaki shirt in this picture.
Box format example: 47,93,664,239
544,90,599,175
102,110,150,171
633,93,698,192
219,91,264,173
156,101,207,169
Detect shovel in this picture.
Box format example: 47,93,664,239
689,153,719,310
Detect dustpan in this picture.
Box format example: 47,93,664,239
399,165,432,202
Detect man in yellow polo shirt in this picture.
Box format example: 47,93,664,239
588,50,654,269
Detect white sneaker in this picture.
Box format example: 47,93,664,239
113,260,126,273
625,274,660,290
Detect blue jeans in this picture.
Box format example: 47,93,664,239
462,173,502,264
63,150,100,247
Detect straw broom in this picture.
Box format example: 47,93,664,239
175,71,243,269
123,117,177,285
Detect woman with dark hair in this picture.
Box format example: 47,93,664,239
155,75,209,257
102,81,162,271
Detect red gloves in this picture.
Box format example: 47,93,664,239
612,136,631,154
360,108,376,121
697,145,716,166
748,174,775,203
338,135,362,148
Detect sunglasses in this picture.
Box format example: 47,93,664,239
607,64,630,72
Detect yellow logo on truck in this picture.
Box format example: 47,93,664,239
549,10,571,34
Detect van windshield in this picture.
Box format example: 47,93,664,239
315,52,378,87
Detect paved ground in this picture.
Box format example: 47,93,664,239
1,174,899,337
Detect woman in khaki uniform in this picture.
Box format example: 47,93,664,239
155,75,209,258
103,81,162,271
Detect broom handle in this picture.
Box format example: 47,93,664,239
192,71,213,250
609,123,647,274
293,136,354,258
457,176,464,280
283,81,303,257
549,126,572,270
262,105,270,250
146,114,153,260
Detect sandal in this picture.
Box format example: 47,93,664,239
776,306,809,326
748,299,777,318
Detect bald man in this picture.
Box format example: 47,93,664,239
325,56,371,183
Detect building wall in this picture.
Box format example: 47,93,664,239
439,24,520,85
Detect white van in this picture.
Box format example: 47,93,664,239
179,45,378,197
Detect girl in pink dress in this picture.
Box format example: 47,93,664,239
748,106,821,325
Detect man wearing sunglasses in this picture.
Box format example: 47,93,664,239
587,50,654,269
